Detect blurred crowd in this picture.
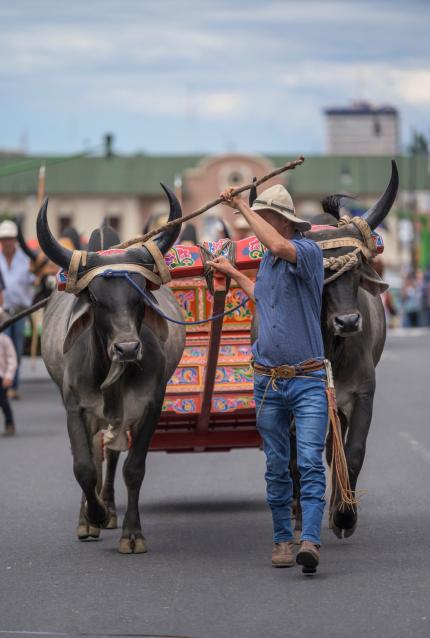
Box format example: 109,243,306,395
399,268,430,328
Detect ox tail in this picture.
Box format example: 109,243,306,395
324,360,358,510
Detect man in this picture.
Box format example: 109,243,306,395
207,184,328,574
0,220,34,398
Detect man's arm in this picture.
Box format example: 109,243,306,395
221,189,297,262
205,256,256,301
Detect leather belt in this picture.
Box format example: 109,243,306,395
252,358,325,379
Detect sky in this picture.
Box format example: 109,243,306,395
0,0,429,156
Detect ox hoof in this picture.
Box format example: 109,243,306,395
105,513,118,529
330,509,358,539
118,534,147,554
76,524,101,540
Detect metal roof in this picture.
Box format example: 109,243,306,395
0,153,427,198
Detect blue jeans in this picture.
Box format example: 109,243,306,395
254,369,328,545
4,317,26,391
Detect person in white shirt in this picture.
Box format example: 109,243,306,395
0,220,34,398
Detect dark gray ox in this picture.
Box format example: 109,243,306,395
306,160,398,538
39,185,185,553
251,161,398,539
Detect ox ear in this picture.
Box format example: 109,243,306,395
359,261,389,296
63,295,94,354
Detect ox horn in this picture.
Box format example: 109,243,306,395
36,198,73,269
362,160,399,230
151,184,183,254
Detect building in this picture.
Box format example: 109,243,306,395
325,101,400,156
0,151,428,272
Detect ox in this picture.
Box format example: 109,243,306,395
39,185,185,553
303,160,398,538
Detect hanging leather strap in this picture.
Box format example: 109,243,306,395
143,239,172,284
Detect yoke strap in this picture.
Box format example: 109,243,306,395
65,261,162,294
143,239,172,284
316,237,375,259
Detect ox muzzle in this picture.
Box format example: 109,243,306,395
110,339,143,363
332,312,362,337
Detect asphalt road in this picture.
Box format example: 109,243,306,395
1,331,430,638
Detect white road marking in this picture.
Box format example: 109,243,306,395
399,432,430,465
0,633,67,636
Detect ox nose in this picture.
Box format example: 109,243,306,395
333,313,362,335
112,340,142,362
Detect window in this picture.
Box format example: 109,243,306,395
228,170,243,185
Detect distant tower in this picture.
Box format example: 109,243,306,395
324,101,400,155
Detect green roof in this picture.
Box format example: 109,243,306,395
0,153,428,198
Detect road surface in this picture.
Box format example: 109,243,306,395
1,331,430,638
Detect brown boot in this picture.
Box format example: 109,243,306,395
296,541,320,574
271,542,295,568
3,424,16,437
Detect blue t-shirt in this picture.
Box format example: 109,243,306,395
252,236,325,367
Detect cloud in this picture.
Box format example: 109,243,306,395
280,63,430,106
93,87,248,119
0,0,428,154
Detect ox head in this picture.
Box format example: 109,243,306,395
37,184,182,363
306,161,398,337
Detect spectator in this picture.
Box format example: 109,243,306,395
0,330,17,436
401,272,422,328
0,220,34,399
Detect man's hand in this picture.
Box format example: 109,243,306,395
206,255,237,277
3,377,13,389
206,256,256,301
219,187,243,210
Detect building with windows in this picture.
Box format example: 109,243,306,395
325,102,400,156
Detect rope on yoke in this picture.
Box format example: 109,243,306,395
323,248,360,284
101,269,250,326
319,216,379,285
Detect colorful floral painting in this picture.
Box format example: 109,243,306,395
203,239,232,258
212,396,255,412
165,246,199,269
219,344,252,357
215,365,253,384
168,366,199,385
173,288,198,322
242,236,265,260
162,398,197,413
184,346,206,358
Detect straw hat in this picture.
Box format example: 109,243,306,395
0,220,18,239
249,184,311,231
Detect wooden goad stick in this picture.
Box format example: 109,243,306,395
117,155,305,249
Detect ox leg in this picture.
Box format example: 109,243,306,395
67,409,109,535
101,449,120,529
118,403,160,554
331,393,374,538
76,433,104,539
